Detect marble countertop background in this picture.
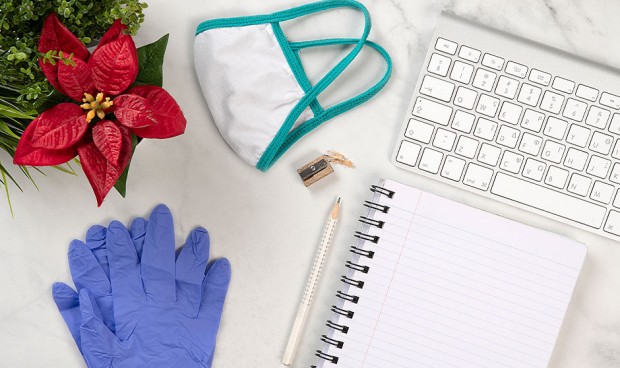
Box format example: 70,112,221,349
1,0,619,367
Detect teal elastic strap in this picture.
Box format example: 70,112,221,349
261,38,392,168
271,22,323,117
256,0,376,171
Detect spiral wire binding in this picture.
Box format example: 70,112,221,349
363,200,390,213
370,185,395,198
314,185,394,366
336,290,359,303
359,216,384,228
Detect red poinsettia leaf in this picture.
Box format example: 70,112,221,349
38,13,90,94
78,130,132,206
90,35,138,96
126,86,186,138
96,19,127,50
92,120,122,166
57,58,94,101
13,113,78,166
113,94,157,129
30,103,88,150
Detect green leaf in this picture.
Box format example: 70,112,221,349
134,34,169,87
0,104,35,119
114,134,139,197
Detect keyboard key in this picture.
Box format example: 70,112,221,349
609,114,620,135
491,173,606,228
589,131,614,155
454,87,477,109
604,211,620,235
451,110,475,133
476,94,500,117
586,155,612,178
455,135,479,159
520,109,545,132
517,83,542,106
396,140,421,167
495,75,519,99
567,173,592,196
435,38,457,55
585,106,610,129
615,190,620,207
564,147,588,171
432,128,457,151
528,69,551,86
543,116,568,140
418,148,443,173
441,156,466,181
541,140,566,163
481,53,504,71
566,124,591,147
472,69,497,91
545,166,569,188
427,53,451,77
404,118,434,143
450,61,474,84
412,97,453,126
498,102,523,124
477,143,501,166
576,85,599,102
552,77,575,94
496,125,520,149
590,181,614,204
611,163,620,184
600,92,620,110
500,151,524,173
518,132,543,156
613,140,620,159
463,163,493,190
563,98,588,121
505,61,527,78
540,91,565,114
458,46,481,62
523,158,546,181
420,75,455,102
474,118,498,140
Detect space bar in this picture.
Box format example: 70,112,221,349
491,173,606,228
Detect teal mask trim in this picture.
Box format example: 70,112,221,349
196,0,392,171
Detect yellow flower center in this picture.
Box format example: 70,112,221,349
80,92,113,123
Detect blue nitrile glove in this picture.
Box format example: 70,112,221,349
52,218,148,350
68,205,231,367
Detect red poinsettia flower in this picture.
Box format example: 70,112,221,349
14,13,186,205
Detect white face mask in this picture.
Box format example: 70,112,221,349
194,0,391,171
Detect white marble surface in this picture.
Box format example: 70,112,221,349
1,0,619,367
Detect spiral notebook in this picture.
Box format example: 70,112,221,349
313,178,586,368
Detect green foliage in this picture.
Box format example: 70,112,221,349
135,34,169,87
0,0,148,104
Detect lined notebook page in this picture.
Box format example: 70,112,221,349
318,179,586,368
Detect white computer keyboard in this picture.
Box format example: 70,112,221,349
392,12,620,241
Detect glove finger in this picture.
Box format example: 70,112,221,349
129,217,147,259
176,227,210,315
85,225,109,278
141,204,176,301
68,240,111,296
52,282,82,350
79,289,119,361
199,258,231,323
107,220,144,340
